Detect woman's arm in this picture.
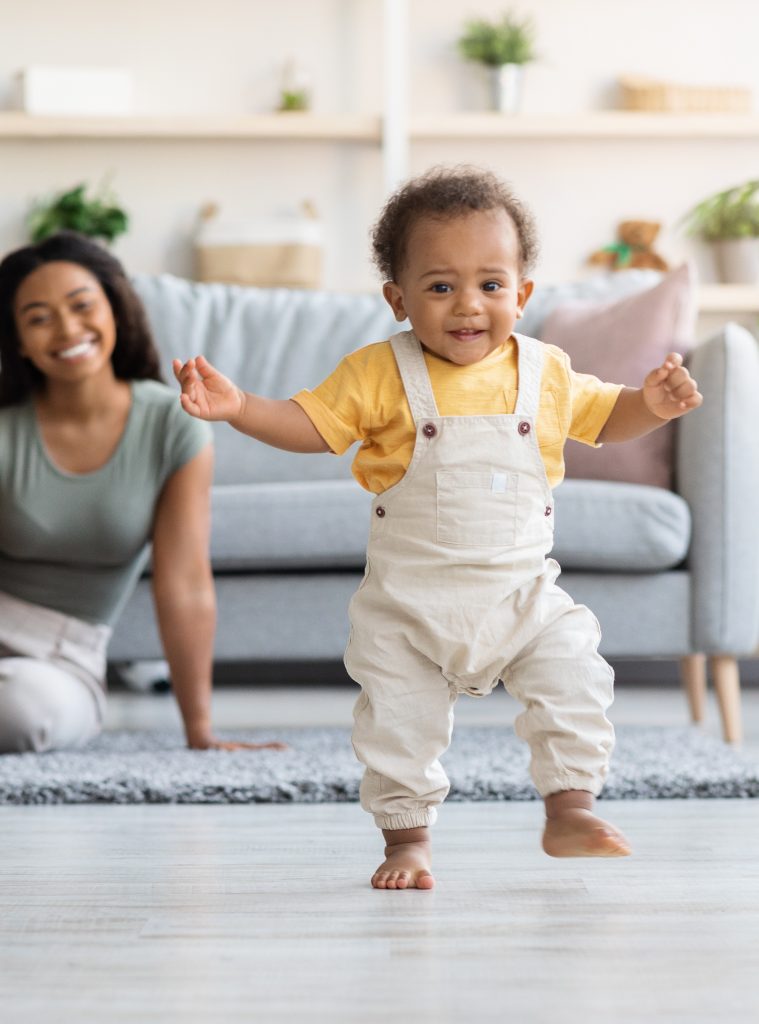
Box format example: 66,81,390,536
150,443,284,751
173,356,330,453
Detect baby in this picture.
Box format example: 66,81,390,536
175,167,702,890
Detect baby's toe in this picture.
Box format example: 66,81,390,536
593,827,631,856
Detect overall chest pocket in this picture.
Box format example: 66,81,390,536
436,470,518,548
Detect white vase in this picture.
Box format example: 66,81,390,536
712,238,759,284
490,64,524,114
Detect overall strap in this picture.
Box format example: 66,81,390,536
512,334,544,420
390,331,439,424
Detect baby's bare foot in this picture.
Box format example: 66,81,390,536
372,840,435,889
543,807,631,858
543,790,631,858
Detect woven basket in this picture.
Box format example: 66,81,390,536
194,202,323,289
619,75,752,114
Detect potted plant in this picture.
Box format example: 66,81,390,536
27,182,129,245
277,58,311,113
681,179,759,283
458,12,537,114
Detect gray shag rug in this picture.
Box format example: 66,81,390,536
0,725,757,805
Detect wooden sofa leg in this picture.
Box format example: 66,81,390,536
679,654,707,724
709,655,743,745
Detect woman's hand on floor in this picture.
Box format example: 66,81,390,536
187,735,288,751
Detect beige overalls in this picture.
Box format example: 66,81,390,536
345,331,615,831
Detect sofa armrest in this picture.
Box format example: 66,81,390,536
677,323,759,654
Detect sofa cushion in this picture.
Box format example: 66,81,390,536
539,264,697,489
210,480,372,571
208,478,690,574
132,274,401,487
518,268,664,339
552,479,691,571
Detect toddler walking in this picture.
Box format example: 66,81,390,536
175,167,702,890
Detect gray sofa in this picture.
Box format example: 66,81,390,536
110,271,759,740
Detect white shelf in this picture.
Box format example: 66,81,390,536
3,111,759,143
697,284,759,313
411,112,759,140
0,112,382,142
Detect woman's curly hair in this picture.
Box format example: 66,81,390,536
0,231,162,407
371,165,539,282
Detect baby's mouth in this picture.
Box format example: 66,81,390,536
449,328,485,341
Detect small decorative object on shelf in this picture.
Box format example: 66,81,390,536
681,180,759,283
195,200,323,289
618,75,752,114
588,221,669,272
27,182,129,244
457,12,537,114
16,65,134,116
277,58,311,112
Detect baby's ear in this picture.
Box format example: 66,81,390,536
382,281,407,322
516,278,534,318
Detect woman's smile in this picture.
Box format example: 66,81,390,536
54,335,99,361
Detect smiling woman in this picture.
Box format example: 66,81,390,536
0,233,284,755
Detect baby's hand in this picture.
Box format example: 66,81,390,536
173,355,245,422
642,352,703,421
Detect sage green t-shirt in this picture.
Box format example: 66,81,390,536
0,379,212,626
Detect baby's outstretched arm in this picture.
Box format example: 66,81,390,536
597,352,703,443
173,355,330,453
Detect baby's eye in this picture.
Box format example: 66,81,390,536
482,281,502,292
430,282,452,294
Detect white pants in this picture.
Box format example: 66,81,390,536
0,592,108,754
348,573,615,830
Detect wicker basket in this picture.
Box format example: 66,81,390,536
619,75,752,114
194,202,323,289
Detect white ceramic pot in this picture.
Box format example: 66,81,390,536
712,238,759,284
490,63,524,114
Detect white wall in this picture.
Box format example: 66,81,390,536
1,0,758,288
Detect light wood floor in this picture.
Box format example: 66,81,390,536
2,682,759,1024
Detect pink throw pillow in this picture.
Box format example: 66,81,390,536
540,263,696,489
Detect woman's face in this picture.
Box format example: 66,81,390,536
13,261,118,385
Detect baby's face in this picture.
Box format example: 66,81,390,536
383,208,533,366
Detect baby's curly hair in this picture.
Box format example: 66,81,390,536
371,165,539,282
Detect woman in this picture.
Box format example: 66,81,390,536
0,232,281,753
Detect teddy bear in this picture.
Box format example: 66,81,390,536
588,220,669,272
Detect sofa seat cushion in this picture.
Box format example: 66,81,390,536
552,479,691,571
209,478,690,574
210,480,372,571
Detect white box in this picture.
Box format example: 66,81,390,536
16,66,134,116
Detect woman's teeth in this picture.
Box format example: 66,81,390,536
58,339,96,360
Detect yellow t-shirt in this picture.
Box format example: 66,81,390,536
292,336,622,494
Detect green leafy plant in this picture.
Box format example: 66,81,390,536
278,89,309,112
458,12,537,67
681,180,759,241
27,183,129,244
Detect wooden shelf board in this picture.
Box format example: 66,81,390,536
697,284,759,312
0,112,382,142
411,112,759,140
2,111,759,142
